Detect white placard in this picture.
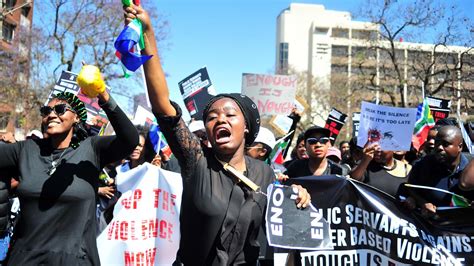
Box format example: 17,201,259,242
357,102,417,151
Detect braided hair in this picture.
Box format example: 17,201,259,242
52,92,89,148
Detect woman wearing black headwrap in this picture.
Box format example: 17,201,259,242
125,4,311,265
0,89,138,265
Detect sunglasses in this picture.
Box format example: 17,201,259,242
40,104,75,117
306,137,330,145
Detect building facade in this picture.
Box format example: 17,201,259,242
0,0,34,133
276,3,473,128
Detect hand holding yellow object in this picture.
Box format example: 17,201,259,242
77,65,106,98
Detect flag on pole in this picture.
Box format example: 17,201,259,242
268,130,294,165
149,124,172,157
450,194,471,207
412,99,435,150
114,18,152,76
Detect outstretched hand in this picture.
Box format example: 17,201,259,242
291,184,311,209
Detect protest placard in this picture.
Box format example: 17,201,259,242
178,67,216,120
426,96,451,123
241,73,297,116
324,108,347,145
352,112,360,138
358,102,416,151
274,175,474,266
269,115,294,135
97,163,182,265
49,71,111,135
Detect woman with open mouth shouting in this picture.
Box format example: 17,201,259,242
0,89,138,264
124,4,311,265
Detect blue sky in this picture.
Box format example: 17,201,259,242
143,0,472,120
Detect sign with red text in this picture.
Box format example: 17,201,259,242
178,67,216,120
426,96,451,123
97,163,182,265
241,73,297,116
324,108,347,145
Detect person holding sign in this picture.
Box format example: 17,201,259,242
125,4,311,265
0,86,138,265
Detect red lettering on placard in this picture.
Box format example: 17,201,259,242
120,221,129,241
153,189,161,208
259,88,271,96
257,100,293,114
162,191,169,211
121,189,142,209
124,248,157,266
110,219,174,241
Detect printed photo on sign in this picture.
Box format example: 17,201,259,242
241,73,297,116
358,102,416,151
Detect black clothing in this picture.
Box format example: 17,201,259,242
284,158,349,179
407,153,473,206
364,160,410,197
0,97,138,265
161,156,181,173
155,101,274,265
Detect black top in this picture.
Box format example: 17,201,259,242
161,156,181,173
284,158,349,179
364,160,410,197
0,97,138,265
407,153,474,206
155,102,274,265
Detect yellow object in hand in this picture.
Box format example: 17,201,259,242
77,65,106,98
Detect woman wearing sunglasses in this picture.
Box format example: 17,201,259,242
284,126,349,180
0,90,138,265
124,4,311,265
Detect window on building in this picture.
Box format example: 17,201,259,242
279,42,289,73
314,27,329,36
4,0,16,9
21,5,31,17
2,23,15,43
332,28,349,38
332,45,348,57
352,30,377,40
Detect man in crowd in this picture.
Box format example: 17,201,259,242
350,143,411,197
245,127,275,162
285,126,349,179
405,125,473,215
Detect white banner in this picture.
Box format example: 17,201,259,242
241,73,297,116
358,102,416,151
97,163,182,265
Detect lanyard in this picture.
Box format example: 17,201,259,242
216,157,267,196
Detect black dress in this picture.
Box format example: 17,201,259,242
0,97,138,265
155,102,274,265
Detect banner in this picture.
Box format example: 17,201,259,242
426,96,451,123
97,163,182,265
324,108,347,145
274,175,474,265
241,73,297,116
49,71,111,135
178,67,216,120
352,112,360,138
358,102,416,151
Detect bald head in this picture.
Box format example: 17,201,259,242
437,125,462,143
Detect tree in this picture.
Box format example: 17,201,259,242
356,0,473,111
32,0,169,111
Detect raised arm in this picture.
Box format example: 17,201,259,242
92,92,139,167
124,4,175,116
123,5,203,178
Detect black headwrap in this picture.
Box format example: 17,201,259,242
202,93,260,145
52,92,89,148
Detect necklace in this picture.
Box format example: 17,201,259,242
48,148,68,175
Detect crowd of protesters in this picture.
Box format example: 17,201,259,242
0,3,472,266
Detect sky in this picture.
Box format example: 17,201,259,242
140,0,473,120
143,0,364,119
